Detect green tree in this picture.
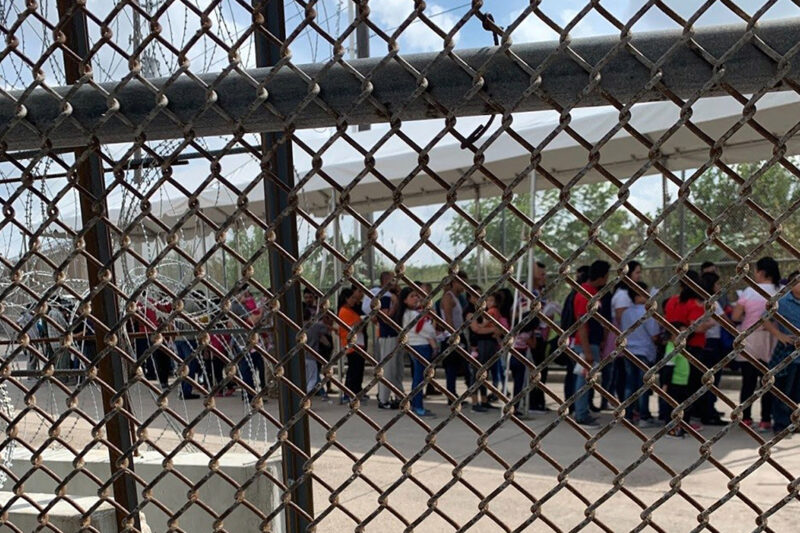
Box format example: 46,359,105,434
446,182,642,280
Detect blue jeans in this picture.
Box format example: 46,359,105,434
625,355,653,421
772,363,800,432
410,344,433,411
573,345,599,421
175,339,202,397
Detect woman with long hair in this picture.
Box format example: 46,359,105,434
602,260,643,410
396,286,438,417
731,256,782,432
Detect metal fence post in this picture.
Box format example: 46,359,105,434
252,1,314,531
55,2,141,531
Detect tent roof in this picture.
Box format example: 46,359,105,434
59,91,800,232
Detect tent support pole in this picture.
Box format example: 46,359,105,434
523,171,538,416
332,192,345,403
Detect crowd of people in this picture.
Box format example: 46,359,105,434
23,256,800,439
300,258,800,437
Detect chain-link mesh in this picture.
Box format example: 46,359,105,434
1,1,800,532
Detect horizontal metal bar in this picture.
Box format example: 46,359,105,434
1,18,798,152
10,369,88,377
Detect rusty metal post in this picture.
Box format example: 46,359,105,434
253,1,314,531
55,2,141,530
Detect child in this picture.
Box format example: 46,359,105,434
397,287,438,418
620,282,661,428
664,331,691,439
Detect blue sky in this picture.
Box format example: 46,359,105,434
2,0,799,267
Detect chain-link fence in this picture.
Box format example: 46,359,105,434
1,1,800,532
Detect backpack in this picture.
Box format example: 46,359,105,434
550,291,577,366
559,290,577,333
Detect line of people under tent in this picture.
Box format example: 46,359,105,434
16,257,800,439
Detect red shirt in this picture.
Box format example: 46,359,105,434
338,306,363,354
572,282,598,346
664,295,705,348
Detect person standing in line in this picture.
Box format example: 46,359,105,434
762,274,800,436
376,272,403,410
600,260,643,411
528,262,551,412
663,270,716,429
397,287,438,418
701,271,726,424
702,261,730,309
439,271,469,405
731,257,782,432
470,291,506,412
491,288,514,397
559,265,590,412
338,286,366,403
303,307,320,394
620,281,661,428
232,286,265,401
463,284,487,413
571,260,611,429
303,287,318,314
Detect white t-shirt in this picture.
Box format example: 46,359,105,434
611,288,633,323
361,287,379,315
706,301,723,340
403,309,437,346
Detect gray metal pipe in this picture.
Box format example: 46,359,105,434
2,17,799,152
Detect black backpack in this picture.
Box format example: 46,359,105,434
549,290,577,366
559,290,577,333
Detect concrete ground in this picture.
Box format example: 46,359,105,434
2,367,799,532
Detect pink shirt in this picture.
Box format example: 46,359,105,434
738,283,779,330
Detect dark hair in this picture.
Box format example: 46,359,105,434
379,271,393,285
786,270,800,285
496,288,513,320
679,270,702,302
303,287,314,295
395,286,417,323
589,260,610,281
576,265,590,284
701,261,715,271
626,280,648,302
756,256,781,288
701,272,719,295
338,287,355,310
536,261,546,269
616,260,642,291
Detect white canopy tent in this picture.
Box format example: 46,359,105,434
53,91,800,234
145,90,800,226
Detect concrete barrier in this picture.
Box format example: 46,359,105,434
0,491,117,532
8,449,284,532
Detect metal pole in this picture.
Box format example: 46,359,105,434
522,170,538,416
332,193,345,403
354,2,375,288
54,1,140,530
662,171,669,284
474,187,483,285
6,18,800,151
252,2,313,531
679,168,687,257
